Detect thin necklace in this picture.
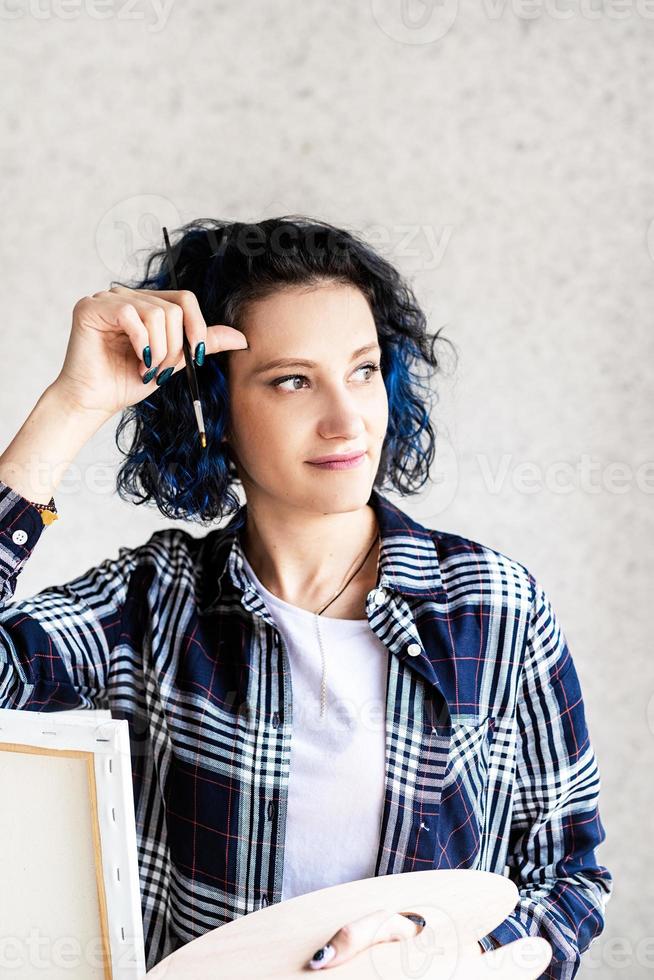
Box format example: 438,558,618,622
314,528,381,720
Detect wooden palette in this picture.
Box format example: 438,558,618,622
146,869,552,979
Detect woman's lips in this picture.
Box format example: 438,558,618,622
307,452,365,471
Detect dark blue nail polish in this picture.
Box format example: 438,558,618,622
143,345,152,369
194,342,205,367
143,368,157,383
311,943,333,963
156,367,174,386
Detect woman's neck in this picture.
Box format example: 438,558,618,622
239,501,380,617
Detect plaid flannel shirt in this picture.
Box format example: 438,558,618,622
0,477,612,977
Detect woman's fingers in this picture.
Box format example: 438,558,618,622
109,285,201,373
98,285,249,386
109,285,248,365
90,293,160,382
307,908,423,970
137,303,172,380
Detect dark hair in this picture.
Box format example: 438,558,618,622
113,214,454,525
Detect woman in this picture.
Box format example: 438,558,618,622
0,216,612,977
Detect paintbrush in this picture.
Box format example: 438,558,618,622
162,226,207,449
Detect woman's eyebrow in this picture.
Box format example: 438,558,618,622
251,342,381,376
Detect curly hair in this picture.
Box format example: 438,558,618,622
112,214,454,525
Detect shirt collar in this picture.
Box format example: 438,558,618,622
198,488,445,614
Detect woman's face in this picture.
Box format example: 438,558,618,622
223,281,389,514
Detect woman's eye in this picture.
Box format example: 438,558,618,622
271,362,380,392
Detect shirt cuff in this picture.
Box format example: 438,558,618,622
478,914,529,952
0,479,50,599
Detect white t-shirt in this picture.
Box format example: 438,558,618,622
240,550,389,902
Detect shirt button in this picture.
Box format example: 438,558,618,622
12,529,28,546
406,642,421,657
371,589,386,607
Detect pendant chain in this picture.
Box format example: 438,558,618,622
314,529,381,719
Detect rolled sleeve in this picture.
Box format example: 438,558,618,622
0,477,142,712
0,479,51,605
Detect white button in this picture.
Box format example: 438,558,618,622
406,642,421,657
371,589,385,607
12,529,28,546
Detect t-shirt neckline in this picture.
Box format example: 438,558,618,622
239,550,370,627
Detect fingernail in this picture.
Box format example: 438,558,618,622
401,913,426,930
143,345,152,369
308,943,335,969
143,367,157,384
156,367,174,386
194,342,205,367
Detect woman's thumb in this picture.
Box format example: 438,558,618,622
206,324,249,353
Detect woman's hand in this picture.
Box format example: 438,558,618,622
52,285,249,421
305,908,486,970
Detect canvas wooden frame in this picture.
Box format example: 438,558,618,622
0,707,146,979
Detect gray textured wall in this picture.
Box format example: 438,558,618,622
2,2,652,976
